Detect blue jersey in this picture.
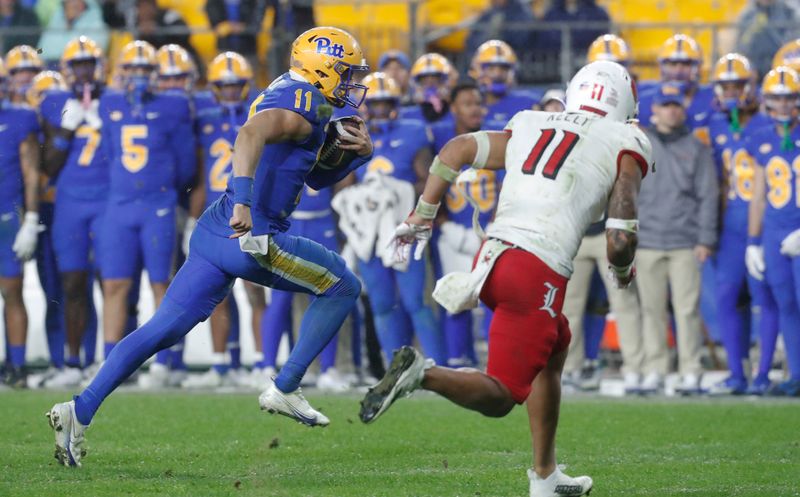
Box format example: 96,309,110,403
639,83,714,144
196,102,248,208
0,103,40,213
430,120,503,228
296,185,333,213
746,123,800,231
708,111,765,232
99,90,196,202
40,90,109,201
357,119,431,184
486,90,539,124
202,72,337,236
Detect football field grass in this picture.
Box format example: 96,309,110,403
1,391,798,497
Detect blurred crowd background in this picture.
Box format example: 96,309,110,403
1,0,800,399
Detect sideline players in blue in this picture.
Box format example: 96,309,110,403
0,55,41,388
706,54,778,395
26,70,70,388
401,53,454,125
470,40,538,123
746,66,800,397
92,40,196,374
639,34,714,144
179,51,264,389
430,79,502,367
39,37,107,389
139,43,199,387
47,27,373,466
353,72,445,365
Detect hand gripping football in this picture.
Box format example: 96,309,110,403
315,117,361,170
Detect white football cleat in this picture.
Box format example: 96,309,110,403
359,346,432,424
44,367,84,389
258,382,330,427
46,400,87,467
529,468,593,497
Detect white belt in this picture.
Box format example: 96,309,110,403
291,209,332,220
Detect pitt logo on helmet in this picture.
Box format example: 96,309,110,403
290,27,369,108
314,37,345,59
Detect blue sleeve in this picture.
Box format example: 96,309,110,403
305,152,373,190
170,98,197,189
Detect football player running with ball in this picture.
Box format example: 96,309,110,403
360,61,652,497
46,27,373,467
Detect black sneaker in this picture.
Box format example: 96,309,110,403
359,346,430,424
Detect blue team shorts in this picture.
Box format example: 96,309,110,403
0,210,22,278
100,197,176,283
166,220,348,320
53,195,106,273
287,215,337,251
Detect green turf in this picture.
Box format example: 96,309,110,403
1,391,798,497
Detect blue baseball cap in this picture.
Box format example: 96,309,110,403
653,82,687,106
378,50,411,71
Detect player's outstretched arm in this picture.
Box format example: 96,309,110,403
606,153,643,288
418,131,509,213
229,108,313,237
390,130,509,261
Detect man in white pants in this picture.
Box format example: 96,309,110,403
636,82,718,394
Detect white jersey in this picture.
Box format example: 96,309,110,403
486,110,653,278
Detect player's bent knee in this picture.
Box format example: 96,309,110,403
480,398,516,418
478,374,518,417
328,268,361,299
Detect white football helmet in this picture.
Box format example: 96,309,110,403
565,60,638,122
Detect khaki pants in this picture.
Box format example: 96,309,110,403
563,233,643,375
635,248,704,376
